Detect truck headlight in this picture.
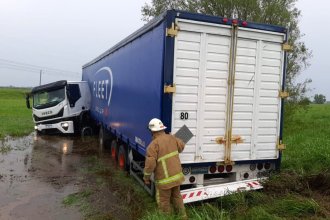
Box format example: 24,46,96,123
34,126,38,130
61,122,69,131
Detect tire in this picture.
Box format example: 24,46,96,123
110,140,118,162
117,145,128,171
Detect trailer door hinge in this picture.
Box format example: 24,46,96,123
166,23,179,37
164,84,176,94
279,91,289,99
282,43,293,52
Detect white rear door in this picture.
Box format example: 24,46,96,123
171,19,285,164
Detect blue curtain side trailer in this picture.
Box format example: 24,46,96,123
82,10,288,203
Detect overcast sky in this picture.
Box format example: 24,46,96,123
0,0,329,100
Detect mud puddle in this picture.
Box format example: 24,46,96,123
0,133,132,220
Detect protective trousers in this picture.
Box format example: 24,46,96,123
156,185,187,219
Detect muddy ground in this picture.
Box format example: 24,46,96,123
0,133,140,220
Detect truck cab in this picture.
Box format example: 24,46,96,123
27,80,91,135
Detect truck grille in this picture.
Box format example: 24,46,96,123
34,108,64,122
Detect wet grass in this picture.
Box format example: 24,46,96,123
63,189,92,206
0,88,34,139
64,154,156,219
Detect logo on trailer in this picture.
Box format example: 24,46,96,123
93,67,113,107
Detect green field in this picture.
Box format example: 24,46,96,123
1,88,329,219
283,104,330,174
0,88,34,139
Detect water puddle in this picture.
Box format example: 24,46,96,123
0,133,97,220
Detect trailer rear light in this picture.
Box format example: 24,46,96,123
189,176,196,183
209,166,217,173
250,164,256,171
242,21,248,27
243,173,249,179
226,165,233,172
223,18,228,23
218,165,225,173
264,163,271,170
257,163,263,170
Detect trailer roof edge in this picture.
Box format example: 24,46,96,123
82,10,287,69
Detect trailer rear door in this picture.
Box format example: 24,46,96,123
171,19,285,164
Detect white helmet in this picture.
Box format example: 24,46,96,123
148,118,167,132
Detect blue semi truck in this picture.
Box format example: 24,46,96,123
81,10,289,203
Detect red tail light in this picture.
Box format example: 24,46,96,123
209,166,217,173
242,21,248,27
226,165,233,172
223,18,228,23
218,165,225,173
189,176,196,183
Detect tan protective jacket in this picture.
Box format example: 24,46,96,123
144,131,185,190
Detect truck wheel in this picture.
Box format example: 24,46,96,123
111,140,118,162
118,145,128,171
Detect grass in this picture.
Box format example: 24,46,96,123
283,104,330,174
64,155,156,219
0,87,34,139
63,189,92,206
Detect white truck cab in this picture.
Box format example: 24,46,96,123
26,80,91,135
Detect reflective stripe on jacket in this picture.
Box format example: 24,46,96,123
143,131,185,190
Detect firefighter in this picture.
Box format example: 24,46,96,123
143,118,187,218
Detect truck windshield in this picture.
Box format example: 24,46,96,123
33,88,65,109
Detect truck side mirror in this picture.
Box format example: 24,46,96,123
26,94,31,109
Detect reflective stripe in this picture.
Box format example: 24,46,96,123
156,172,184,185
157,150,178,162
161,160,169,178
156,150,180,185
